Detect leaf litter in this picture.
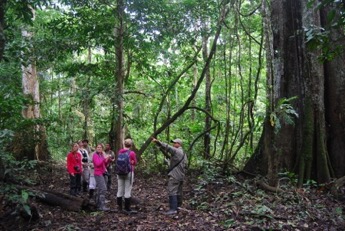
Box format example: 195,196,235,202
0,162,344,230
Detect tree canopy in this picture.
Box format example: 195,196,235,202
1,0,345,186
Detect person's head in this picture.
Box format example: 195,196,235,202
71,143,79,152
171,138,182,148
96,143,104,152
82,139,89,147
78,140,83,148
124,138,132,148
105,143,111,151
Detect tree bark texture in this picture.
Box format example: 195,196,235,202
82,48,93,141
36,190,88,212
112,0,125,152
245,0,341,185
13,27,49,161
322,6,345,178
202,29,212,160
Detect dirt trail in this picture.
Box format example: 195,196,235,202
25,164,220,231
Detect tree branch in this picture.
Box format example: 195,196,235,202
138,3,230,155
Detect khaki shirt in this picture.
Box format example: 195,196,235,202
158,142,187,181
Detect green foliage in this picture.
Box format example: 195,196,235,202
304,179,318,187
0,128,38,183
270,96,299,134
0,128,38,218
1,0,267,175
279,171,298,185
304,25,343,61
0,63,25,130
0,185,35,218
305,0,345,61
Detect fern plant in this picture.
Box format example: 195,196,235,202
269,96,299,134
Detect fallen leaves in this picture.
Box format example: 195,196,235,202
1,162,345,230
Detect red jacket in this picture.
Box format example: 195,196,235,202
67,151,82,174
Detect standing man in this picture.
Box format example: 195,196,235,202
104,143,115,190
152,137,187,215
82,139,94,156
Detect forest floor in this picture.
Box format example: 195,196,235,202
1,161,345,231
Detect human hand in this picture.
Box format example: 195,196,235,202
151,137,158,142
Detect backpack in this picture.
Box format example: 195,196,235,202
80,149,89,163
115,150,131,175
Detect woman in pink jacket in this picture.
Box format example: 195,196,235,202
92,143,111,211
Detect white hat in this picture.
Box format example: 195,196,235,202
171,138,182,145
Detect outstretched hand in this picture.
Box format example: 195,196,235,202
151,137,158,142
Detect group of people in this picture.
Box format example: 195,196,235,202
66,136,187,215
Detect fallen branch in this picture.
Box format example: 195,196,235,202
18,186,89,212
35,190,89,212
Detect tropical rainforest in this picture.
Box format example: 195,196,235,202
0,0,345,230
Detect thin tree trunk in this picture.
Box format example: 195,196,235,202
82,47,92,141
112,0,125,152
202,27,212,160
191,65,198,121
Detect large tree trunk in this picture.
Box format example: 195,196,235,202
323,6,345,178
12,24,49,161
245,0,336,186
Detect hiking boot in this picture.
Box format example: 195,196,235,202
82,182,88,192
164,209,177,215
177,195,183,207
98,195,110,211
117,197,123,212
163,195,178,215
70,188,77,196
89,189,95,199
124,197,137,215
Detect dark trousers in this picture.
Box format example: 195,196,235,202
69,173,81,193
105,167,112,189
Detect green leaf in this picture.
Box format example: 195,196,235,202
23,204,32,217
21,190,29,202
327,10,336,23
